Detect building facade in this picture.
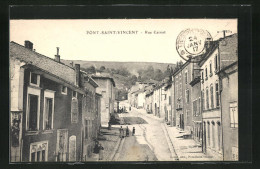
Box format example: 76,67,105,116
92,75,116,126
10,41,100,162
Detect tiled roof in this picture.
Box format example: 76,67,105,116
10,41,77,85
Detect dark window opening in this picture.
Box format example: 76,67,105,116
215,54,218,71
210,85,214,108
62,86,67,94
37,151,41,161
45,98,53,130
31,73,38,85
215,83,220,107
31,152,36,162
73,91,77,97
29,94,38,131
42,150,45,161
209,63,212,76
206,88,209,110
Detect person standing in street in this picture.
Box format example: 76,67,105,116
119,126,123,138
126,126,129,137
132,127,135,136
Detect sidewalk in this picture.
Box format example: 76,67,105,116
165,125,221,161
97,126,122,161
132,107,221,161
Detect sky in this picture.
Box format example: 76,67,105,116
10,19,237,64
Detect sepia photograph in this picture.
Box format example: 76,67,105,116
9,18,239,163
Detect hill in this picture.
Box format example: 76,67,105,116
61,60,175,76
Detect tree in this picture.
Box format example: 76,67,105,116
154,69,164,81
86,66,96,74
100,66,106,72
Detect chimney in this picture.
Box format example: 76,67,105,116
75,64,80,87
24,40,33,50
54,47,60,62
70,62,74,67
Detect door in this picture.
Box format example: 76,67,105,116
180,114,184,130
202,122,207,153
56,129,68,162
69,135,76,161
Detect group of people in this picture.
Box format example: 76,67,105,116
118,106,127,113
119,126,135,138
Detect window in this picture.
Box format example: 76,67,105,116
45,98,53,129
43,90,55,130
186,89,190,103
193,98,201,116
207,122,210,146
30,72,40,86
201,90,205,111
169,96,171,105
198,98,201,115
185,71,188,84
230,102,238,128
210,84,214,109
209,61,213,77
30,141,48,162
217,122,222,151
205,67,208,80
85,120,92,139
71,98,79,123
201,71,204,83
61,86,67,95
206,87,209,110
215,82,220,107
214,54,218,72
72,91,77,98
211,121,215,148
28,95,38,131
26,87,41,131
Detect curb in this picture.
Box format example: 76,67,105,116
161,123,179,161
112,137,126,161
109,137,122,161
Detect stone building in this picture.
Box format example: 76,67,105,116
189,62,202,145
217,34,238,161
91,75,116,126
199,33,238,160
219,61,238,161
10,41,99,162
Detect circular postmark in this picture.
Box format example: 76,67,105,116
176,28,213,62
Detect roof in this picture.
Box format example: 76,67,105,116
91,75,116,87
10,41,98,89
141,79,159,84
198,41,219,66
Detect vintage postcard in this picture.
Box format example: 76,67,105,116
10,18,238,162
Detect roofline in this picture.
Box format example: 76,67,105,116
198,43,219,66
10,41,99,88
91,76,116,87
172,60,191,77
22,64,86,94
10,41,74,70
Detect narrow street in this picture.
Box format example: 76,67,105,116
96,102,218,161
112,104,178,161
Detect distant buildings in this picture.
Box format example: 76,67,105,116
128,33,238,161
9,40,113,162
